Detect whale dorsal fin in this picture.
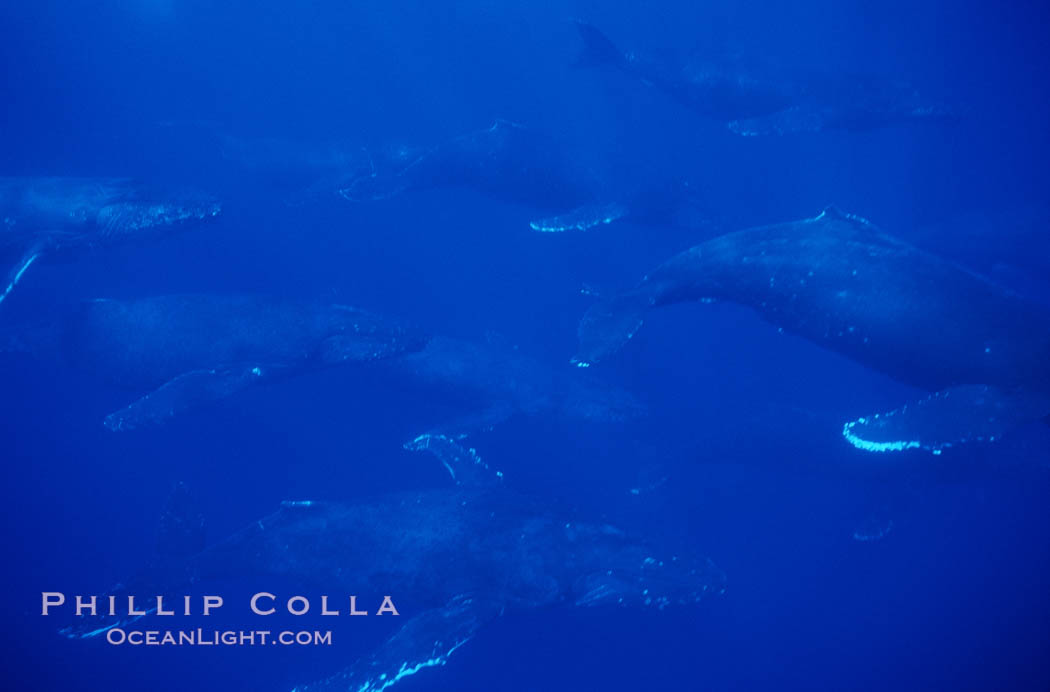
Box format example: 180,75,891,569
404,434,503,488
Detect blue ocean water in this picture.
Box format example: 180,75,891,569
2,1,1049,690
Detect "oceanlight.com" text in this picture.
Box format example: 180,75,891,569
104,628,332,646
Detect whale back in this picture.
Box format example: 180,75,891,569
665,208,1050,392
63,296,420,388
578,208,1050,392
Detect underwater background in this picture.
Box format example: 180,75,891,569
2,0,1049,690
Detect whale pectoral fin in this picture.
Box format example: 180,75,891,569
0,247,42,307
728,106,827,136
529,202,627,233
318,334,409,364
291,596,502,692
404,433,504,487
573,288,654,367
843,385,1050,454
852,512,895,542
850,485,910,542
104,365,269,432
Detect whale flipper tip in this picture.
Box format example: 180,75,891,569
575,289,653,366
104,364,267,432
529,202,627,233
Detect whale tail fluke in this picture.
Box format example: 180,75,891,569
572,288,653,367
572,20,628,70
843,385,1050,455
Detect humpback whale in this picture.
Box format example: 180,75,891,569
375,335,645,434
2,294,424,430
338,119,700,233
574,207,1050,454
0,177,221,306
62,436,724,691
574,21,952,135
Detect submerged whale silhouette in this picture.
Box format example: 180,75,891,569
62,435,725,692
0,177,220,306
574,21,953,135
373,335,646,435
338,119,701,233
3,294,424,430
574,207,1050,454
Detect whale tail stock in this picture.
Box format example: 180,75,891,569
843,384,1050,455
571,20,629,70
572,287,654,368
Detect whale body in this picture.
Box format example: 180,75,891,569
4,294,424,430
62,436,724,692
575,207,1050,453
339,120,701,233
373,335,646,435
574,21,953,135
0,177,220,306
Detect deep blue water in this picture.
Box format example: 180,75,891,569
2,1,1049,690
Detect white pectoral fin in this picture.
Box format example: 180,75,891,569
529,201,627,233
0,249,41,306
843,385,1050,454
728,106,827,136
104,364,269,432
404,432,504,487
290,596,501,692
573,288,653,367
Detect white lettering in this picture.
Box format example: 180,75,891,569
128,596,146,617
349,596,367,616
41,592,65,615
203,595,223,615
377,596,399,616
251,592,276,615
287,596,309,616
156,596,174,616
75,595,97,616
